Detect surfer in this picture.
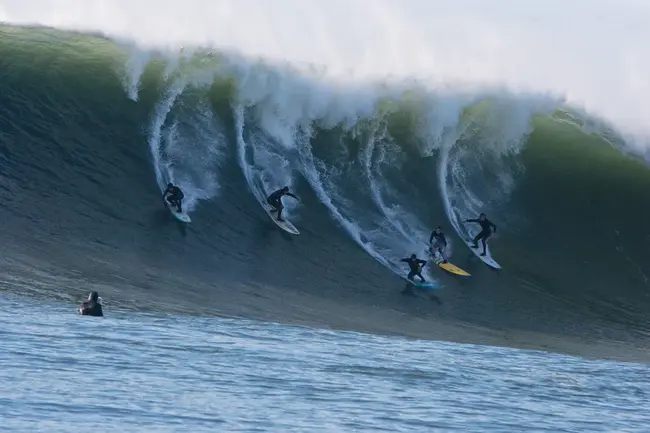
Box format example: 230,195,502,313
162,182,184,213
266,186,299,222
79,291,103,317
401,254,427,282
429,226,448,264
465,213,497,256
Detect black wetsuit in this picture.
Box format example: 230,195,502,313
79,292,103,317
266,189,298,221
466,217,497,254
400,257,427,282
163,185,184,212
429,230,448,261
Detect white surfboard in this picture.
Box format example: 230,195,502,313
168,204,191,223
264,205,299,235
466,240,500,269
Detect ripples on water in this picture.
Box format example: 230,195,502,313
0,294,648,432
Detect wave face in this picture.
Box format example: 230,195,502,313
1,25,650,349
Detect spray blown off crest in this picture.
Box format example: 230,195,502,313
1,0,649,139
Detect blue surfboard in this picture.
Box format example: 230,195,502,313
402,278,441,290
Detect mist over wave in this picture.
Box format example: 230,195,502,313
2,0,650,142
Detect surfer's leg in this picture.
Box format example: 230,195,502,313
480,235,490,256
407,271,416,281
417,272,426,282
276,203,285,221
471,233,481,248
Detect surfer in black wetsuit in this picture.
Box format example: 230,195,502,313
162,183,184,213
465,213,497,256
401,254,427,282
429,226,448,264
79,291,103,317
266,186,298,222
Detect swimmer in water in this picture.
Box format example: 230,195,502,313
429,226,448,263
79,291,103,317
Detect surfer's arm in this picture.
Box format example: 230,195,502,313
418,259,427,266
465,218,479,223
161,187,170,199
429,232,434,244
286,192,299,200
490,221,497,232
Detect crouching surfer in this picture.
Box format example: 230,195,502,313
400,254,427,282
162,183,184,213
79,291,103,317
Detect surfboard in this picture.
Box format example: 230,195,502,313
264,205,299,235
427,248,471,276
466,240,501,269
167,204,191,223
413,281,441,290
401,276,441,290
435,258,471,276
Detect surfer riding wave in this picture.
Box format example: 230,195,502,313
163,183,184,213
466,213,497,256
400,254,427,282
266,186,299,222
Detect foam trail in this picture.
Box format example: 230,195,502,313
232,104,298,220
297,142,393,271
358,121,440,278
439,96,561,243
121,47,150,101
147,79,188,192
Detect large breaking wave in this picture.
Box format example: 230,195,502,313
1,17,649,353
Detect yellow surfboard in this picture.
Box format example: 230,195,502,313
434,258,471,277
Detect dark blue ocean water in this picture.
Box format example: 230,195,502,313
1,293,648,432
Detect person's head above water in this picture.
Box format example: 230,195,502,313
435,226,442,232
167,182,173,189
479,213,486,220
88,291,99,302
410,253,417,259
282,186,289,192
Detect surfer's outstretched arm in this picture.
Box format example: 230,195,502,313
489,221,497,232
286,192,299,200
